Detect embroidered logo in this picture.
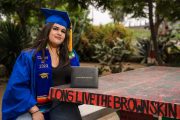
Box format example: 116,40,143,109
39,73,49,79
39,64,48,69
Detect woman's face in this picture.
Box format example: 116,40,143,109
48,23,66,47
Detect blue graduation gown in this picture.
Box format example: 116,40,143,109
2,49,80,120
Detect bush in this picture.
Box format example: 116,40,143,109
77,23,132,62
92,38,131,74
0,22,32,73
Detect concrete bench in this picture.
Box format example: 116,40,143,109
79,105,164,120
79,104,118,120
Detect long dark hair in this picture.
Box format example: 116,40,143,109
32,23,70,66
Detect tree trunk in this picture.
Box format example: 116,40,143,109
148,0,163,65
154,12,164,38
16,7,27,32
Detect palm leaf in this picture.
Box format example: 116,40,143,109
0,22,32,73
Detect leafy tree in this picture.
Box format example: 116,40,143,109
0,0,37,30
0,0,90,29
109,6,124,23
104,1,125,24
121,0,180,65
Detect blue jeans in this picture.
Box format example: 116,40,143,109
16,102,82,120
16,112,32,120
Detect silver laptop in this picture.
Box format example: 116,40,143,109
70,66,98,88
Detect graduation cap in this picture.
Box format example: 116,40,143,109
41,8,73,52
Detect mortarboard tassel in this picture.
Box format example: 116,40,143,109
68,24,76,59
69,24,73,52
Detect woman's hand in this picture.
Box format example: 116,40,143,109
32,111,44,120
29,105,44,120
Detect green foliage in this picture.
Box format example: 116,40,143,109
77,23,132,74
167,54,180,67
172,23,180,40
71,10,91,48
121,0,180,64
87,23,130,43
127,28,150,63
128,28,150,40
158,24,180,63
107,1,124,23
93,39,130,65
0,0,90,27
0,22,32,73
122,0,180,21
133,38,150,63
78,23,132,62
133,22,180,64
155,0,180,21
92,38,131,74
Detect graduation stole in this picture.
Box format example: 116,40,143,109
35,49,52,104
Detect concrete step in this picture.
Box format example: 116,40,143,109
79,105,118,120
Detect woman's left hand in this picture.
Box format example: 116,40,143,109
32,111,44,120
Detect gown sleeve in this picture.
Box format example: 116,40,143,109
2,51,37,120
70,50,80,66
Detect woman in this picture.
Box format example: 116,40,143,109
2,8,82,120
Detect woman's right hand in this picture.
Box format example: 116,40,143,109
32,111,44,120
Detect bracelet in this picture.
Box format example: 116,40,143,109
31,110,39,114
